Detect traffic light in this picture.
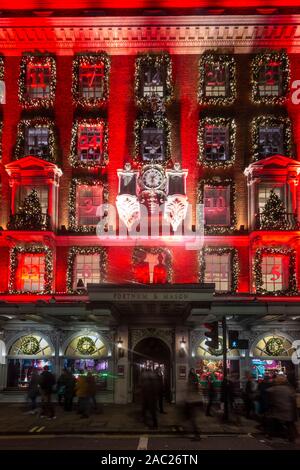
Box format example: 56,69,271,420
228,330,239,349
204,321,219,349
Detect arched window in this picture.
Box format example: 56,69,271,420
9,334,52,357
65,334,107,358
251,333,295,357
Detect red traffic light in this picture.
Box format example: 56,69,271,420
204,321,219,350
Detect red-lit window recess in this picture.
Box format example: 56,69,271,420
76,184,103,227
261,255,288,292
79,62,105,100
204,185,231,226
134,251,168,284
17,253,45,293
204,252,231,293
26,62,51,100
77,123,104,164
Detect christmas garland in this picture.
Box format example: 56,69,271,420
251,50,290,104
77,336,96,355
9,245,53,294
135,53,173,108
67,246,107,293
265,337,285,356
18,54,56,108
69,118,108,168
19,336,40,355
0,55,4,81
68,177,108,232
251,115,293,161
132,247,173,283
72,53,110,106
198,52,236,105
198,177,236,234
199,247,239,293
254,247,297,296
134,115,171,165
15,118,56,162
198,117,236,168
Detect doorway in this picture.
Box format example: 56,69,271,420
132,337,171,403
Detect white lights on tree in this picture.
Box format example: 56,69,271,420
164,163,188,231
116,163,140,230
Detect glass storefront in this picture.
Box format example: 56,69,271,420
63,358,108,390
7,358,52,389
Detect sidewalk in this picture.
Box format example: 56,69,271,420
0,401,264,435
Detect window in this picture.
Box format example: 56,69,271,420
142,64,164,99
261,255,287,292
77,124,104,164
134,251,168,284
258,185,282,212
204,185,230,226
204,61,229,98
17,186,48,215
73,253,102,289
25,127,49,158
204,125,229,162
17,253,45,292
204,253,231,292
76,185,102,227
258,126,283,159
141,128,164,162
257,61,283,98
26,62,51,99
79,62,105,100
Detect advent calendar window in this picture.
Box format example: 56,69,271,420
79,62,105,100
141,128,164,162
17,253,45,292
73,253,102,289
142,63,164,99
258,125,284,159
204,125,229,162
25,127,49,158
76,184,103,227
204,61,229,97
25,62,51,99
261,255,287,292
204,185,231,226
204,253,231,292
77,124,104,163
257,60,283,98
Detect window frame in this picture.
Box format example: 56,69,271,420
198,53,236,105
198,117,236,168
67,247,107,293
251,116,293,162
69,119,108,168
19,55,56,108
200,247,238,294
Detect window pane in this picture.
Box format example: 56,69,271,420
18,186,48,214
258,185,282,212
26,64,50,99
79,63,105,100
204,62,228,97
76,185,103,226
204,125,229,161
77,124,104,163
18,253,45,292
258,126,283,159
204,253,231,292
142,64,164,98
74,253,101,289
25,127,49,158
141,128,164,162
204,185,230,226
261,255,285,292
258,62,282,97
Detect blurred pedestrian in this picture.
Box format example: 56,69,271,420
155,367,166,414
141,367,158,429
185,368,201,440
205,374,215,417
39,365,56,419
57,370,67,406
25,368,40,414
76,373,91,419
64,369,76,412
244,374,256,419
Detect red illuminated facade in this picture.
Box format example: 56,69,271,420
0,2,300,403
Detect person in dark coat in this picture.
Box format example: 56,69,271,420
39,365,56,419
155,367,166,414
26,369,40,414
63,370,76,412
185,368,201,440
141,367,159,428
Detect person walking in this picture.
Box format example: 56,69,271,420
141,367,159,429
86,371,102,413
185,368,201,441
63,369,76,412
25,368,40,414
244,374,256,419
155,367,166,414
75,374,90,418
205,374,215,417
39,365,56,419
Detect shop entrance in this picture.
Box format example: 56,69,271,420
132,337,171,403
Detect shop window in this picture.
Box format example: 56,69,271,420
252,334,294,358
141,128,164,162
204,253,231,292
204,125,229,162
65,334,107,357
257,61,283,98
134,250,169,284
79,62,105,100
77,124,104,164
73,253,102,290
17,253,45,292
26,62,51,99
76,184,102,227
258,126,283,159
24,127,49,158
261,255,287,292
203,61,229,98
258,185,282,212
17,185,48,215
204,185,231,226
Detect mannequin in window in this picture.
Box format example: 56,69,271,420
134,252,150,284
153,253,167,284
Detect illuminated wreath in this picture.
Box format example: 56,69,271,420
265,337,285,356
20,336,40,355
77,337,96,355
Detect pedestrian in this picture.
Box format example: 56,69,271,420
25,368,40,414
205,374,215,417
185,368,201,440
57,369,67,406
63,369,76,412
141,367,158,429
155,366,166,414
75,373,90,418
86,371,102,413
244,374,256,419
39,365,56,419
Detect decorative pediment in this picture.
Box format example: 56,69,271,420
244,154,300,178
5,156,62,177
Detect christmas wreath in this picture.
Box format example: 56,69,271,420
20,336,40,355
265,337,285,356
77,336,96,355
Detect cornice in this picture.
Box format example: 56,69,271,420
1,15,300,54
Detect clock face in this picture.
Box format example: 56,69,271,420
142,168,164,189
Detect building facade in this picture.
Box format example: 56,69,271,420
0,1,300,403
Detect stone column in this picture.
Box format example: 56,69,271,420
114,326,129,404
175,327,189,403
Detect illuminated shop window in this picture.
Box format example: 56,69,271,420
73,254,102,290
77,124,104,163
26,62,51,99
261,255,287,292
204,61,229,97
65,334,107,358
141,128,164,162
142,63,164,99
79,62,105,100
24,127,49,158
258,126,283,159
204,253,231,292
204,125,229,162
17,185,48,215
9,335,52,357
76,184,102,227
204,185,231,226
252,334,294,357
258,185,282,212
257,61,283,98
17,253,45,292
134,250,169,284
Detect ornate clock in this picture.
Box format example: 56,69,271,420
140,165,166,190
